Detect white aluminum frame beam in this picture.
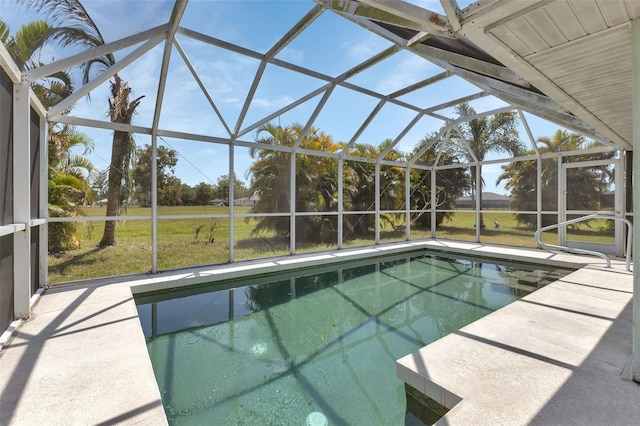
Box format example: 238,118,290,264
48,35,165,121
174,38,232,137
631,17,640,382
151,0,188,134
25,24,169,82
13,81,30,318
359,0,453,37
440,0,462,31
316,0,438,35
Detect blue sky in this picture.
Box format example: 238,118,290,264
2,0,567,194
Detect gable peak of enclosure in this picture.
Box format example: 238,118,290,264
12,0,630,163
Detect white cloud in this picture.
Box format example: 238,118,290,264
277,47,305,64
342,35,389,62
375,55,436,94
251,95,294,109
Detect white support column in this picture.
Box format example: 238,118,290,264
290,151,296,254
39,115,47,287
338,158,343,249
614,156,624,257
558,156,565,246
405,165,410,241
229,144,235,262
375,162,381,244
537,156,542,234
13,81,30,318
631,18,640,382
431,168,436,238
475,164,481,242
151,134,158,273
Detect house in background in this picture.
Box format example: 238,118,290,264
234,193,261,206
456,192,510,209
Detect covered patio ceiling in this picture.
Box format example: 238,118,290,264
18,0,635,162
324,0,636,151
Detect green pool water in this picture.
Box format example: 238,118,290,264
136,252,568,425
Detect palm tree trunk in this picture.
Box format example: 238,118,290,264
98,75,143,247
98,130,127,247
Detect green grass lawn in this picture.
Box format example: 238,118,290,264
47,206,616,284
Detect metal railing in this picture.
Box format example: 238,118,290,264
534,213,632,271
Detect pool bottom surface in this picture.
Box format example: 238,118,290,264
137,253,568,425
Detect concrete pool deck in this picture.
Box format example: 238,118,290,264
0,240,636,425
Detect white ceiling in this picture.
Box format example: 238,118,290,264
334,0,636,150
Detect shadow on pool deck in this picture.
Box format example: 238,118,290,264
0,241,637,425
398,264,640,426
0,280,167,425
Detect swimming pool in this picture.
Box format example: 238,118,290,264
135,252,569,425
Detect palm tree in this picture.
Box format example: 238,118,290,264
410,131,472,228
453,103,524,228
48,125,96,251
1,18,96,251
17,0,144,247
0,18,74,109
497,129,615,227
248,123,342,245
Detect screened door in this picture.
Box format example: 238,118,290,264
560,159,622,256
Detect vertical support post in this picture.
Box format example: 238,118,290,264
431,168,436,238
39,114,47,287
229,144,235,263
151,134,158,273
13,81,30,318
375,162,380,244
405,165,410,241
558,157,565,246
475,164,481,242
614,156,624,257
338,158,343,249
290,151,296,254
631,18,640,382
537,156,542,235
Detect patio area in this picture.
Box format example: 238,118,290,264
1,241,636,425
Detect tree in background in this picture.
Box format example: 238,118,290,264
0,18,97,251
497,129,615,227
180,183,197,206
452,103,524,228
195,182,214,206
248,123,342,244
341,141,405,238
91,169,108,202
410,131,472,229
247,123,294,240
132,144,179,207
216,173,249,203
18,0,146,247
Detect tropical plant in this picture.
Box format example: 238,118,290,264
497,129,615,227
17,0,145,247
48,124,95,251
248,123,342,244
342,140,406,237
410,131,472,228
452,103,524,228
1,17,98,251
0,18,76,110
